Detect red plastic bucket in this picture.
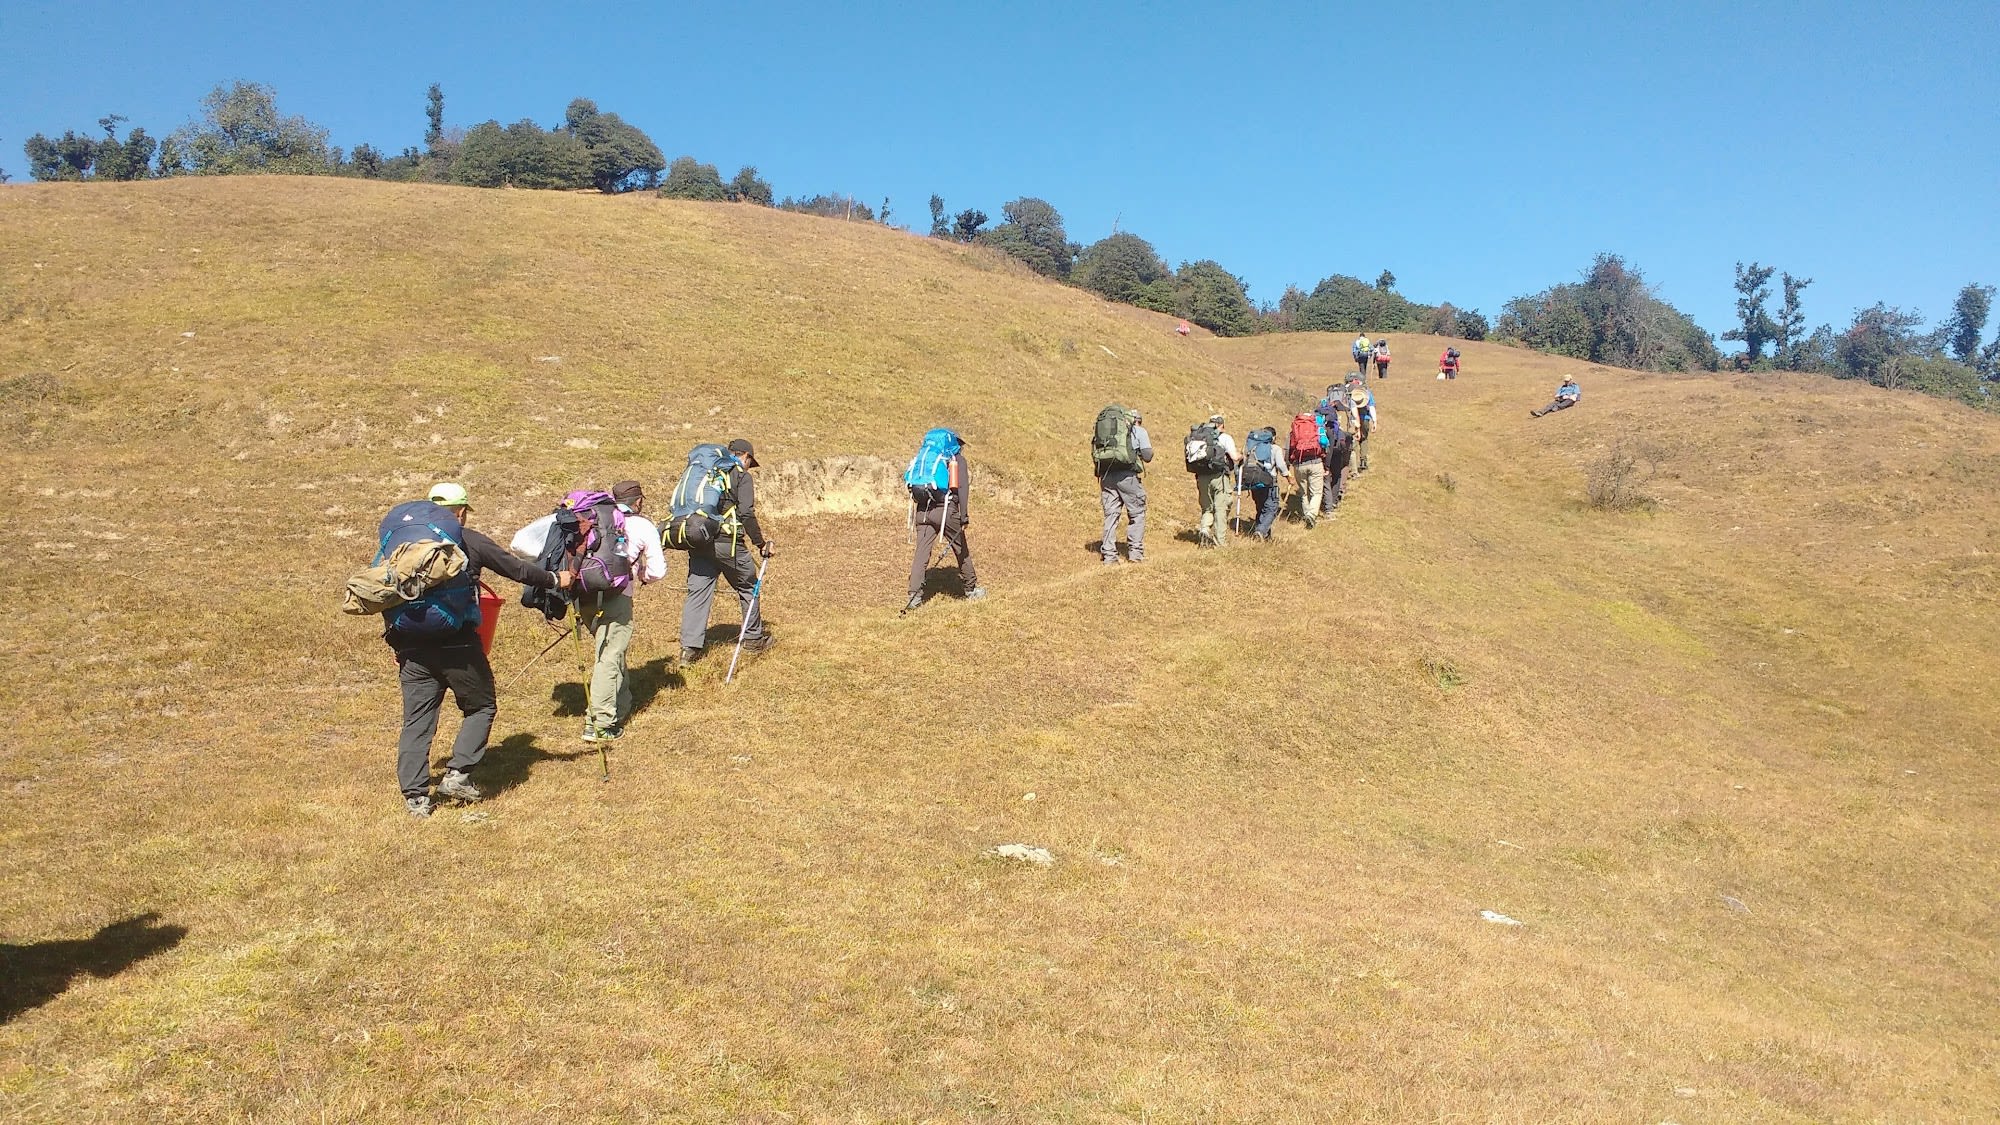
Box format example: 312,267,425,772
475,581,502,656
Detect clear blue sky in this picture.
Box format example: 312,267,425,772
4,0,1995,345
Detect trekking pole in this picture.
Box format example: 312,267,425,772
1233,462,1244,532
725,555,771,685
927,490,953,572
501,625,571,692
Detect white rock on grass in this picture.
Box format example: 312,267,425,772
1479,909,1525,926
990,844,1054,866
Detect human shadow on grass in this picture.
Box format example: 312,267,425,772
478,732,597,797
916,567,976,599
0,912,187,1024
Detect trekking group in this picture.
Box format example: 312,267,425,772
349,330,1590,818
1093,370,1379,558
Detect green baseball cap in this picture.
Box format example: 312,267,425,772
427,482,472,509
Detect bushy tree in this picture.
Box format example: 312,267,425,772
1073,232,1175,310
1976,336,2000,382
1453,307,1490,340
978,196,1075,279
658,155,728,201
563,98,665,192
344,142,385,178
1722,261,1779,363
1376,270,1396,290
1495,254,1718,371
24,116,156,181
729,166,773,205
1175,260,1255,337
952,208,987,242
163,82,334,175
928,194,950,238
1289,275,1430,333
1834,304,1926,388
1941,284,1994,365
23,130,97,181
451,120,591,189
1774,273,1813,369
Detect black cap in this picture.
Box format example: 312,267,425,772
727,439,758,467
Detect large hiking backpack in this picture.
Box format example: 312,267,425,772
561,489,631,595
1316,399,1352,451
1287,413,1322,464
1243,426,1279,489
1092,405,1140,471
1184,423,1229,474
521,506,584,622
904,428,963,506
352,500,480,643
664,443,741,550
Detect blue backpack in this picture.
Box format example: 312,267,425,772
665,443,741,550
904,428,963,506
375,500,479,643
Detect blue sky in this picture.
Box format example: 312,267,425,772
4,0,1995,345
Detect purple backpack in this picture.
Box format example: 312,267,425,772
563,489,632,596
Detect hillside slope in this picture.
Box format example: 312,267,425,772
2,179,1997,1122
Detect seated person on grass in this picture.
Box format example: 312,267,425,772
1531,379,1581,417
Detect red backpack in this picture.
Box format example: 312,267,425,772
1287,413,1322,463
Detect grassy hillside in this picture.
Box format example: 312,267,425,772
3,178,1998,1122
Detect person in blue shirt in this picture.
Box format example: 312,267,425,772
1531,379,1581,417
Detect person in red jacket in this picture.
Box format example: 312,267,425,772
1438,346,1461,380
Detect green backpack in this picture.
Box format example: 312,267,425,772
1092,405,1140,470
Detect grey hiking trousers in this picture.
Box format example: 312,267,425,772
1099,469,1147,561
681,540,766,652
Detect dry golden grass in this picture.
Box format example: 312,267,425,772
3,178,1998,1122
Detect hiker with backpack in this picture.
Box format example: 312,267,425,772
1438,346,1461,380
366,483,574,818
1373,339,1392,379
1286,409,1328,529
1346,375,1378,475
1317,387,1357,512
904,427,985,611
675,439,774,665
1531,379,1582,417
1240,425,1292,541
1185,413,1240,547
1351,334,1373,380
1092,405,1153,565
568,480,666,743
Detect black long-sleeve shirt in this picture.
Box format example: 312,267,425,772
465,527,560,590
723,467,767,548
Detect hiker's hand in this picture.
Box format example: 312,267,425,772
759,540,774,559
555,570,575,590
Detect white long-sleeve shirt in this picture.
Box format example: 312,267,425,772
620,512,667,585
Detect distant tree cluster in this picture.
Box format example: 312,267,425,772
1494,254,1720,372
1710,260,1996,407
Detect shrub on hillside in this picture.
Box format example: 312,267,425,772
1175,260,1256,337
776,193,875,220
564,99,665,192
1584,440,1656,511
658,156,729,201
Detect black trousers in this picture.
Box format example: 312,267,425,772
394,643,496,797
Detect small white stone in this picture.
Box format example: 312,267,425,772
991,844,1054,866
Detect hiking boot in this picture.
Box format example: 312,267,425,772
964,586,988,602
679,647,704,665
740,634,776,653
405,794,434,819
902,594,925,613
581,725,622,744
1103,556,1120,566
438,769,484,802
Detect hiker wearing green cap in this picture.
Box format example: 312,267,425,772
393,483,573,819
